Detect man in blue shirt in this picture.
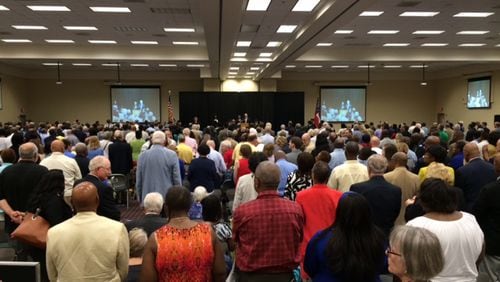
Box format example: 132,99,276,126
275,150,298,197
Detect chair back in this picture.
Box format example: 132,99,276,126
110,174,128,192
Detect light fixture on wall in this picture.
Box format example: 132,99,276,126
56,61,62,85
366,63,372,85
116,62,122,85
420,63,427,86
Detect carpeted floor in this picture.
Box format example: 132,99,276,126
119,199,144,223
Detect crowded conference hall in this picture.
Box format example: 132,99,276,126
1,0,500,281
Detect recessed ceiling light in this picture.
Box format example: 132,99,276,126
1,39,32,43
383,65,402,68
72,63,92,66
246,72,256,75
316,42,333,46
130,64,149,67
457,30,489,35
227,76,235,79
421,43,448,47
368,30,399,34
172,41,199,45
453,12,494,18
88,40,116,44
229,67,239,70
383,43,410,47
27,5,70,11
334,30,353,34
360,11,384,16
163,28,195,32
399,11,439,17
102,63,120,67
277,25,297,33
292,0,320,12
331,65,349,68
228,72,238,75
131,41,158,45
256,58,272,62
236,41,251,47
12,25,47,30
259,52,272,57
0,5,9,11
159,64,177,67
64,26,98,31
244,76,252,79
90,7,131,13
285,65,296,68
459,43,486,47
234,52,247,57
246,0,271,11
305,65,322,68
187,64,204,67
496,44,500,47
412,30,444,35
231,58,248,62
45,39,75,43
358,65,375,68
250,67,259,70
266,41,282,47
42,63,62,66
409,65,428,68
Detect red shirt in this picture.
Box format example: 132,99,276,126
235,158,251,185
295,184,342,277
233,190,304,273
223,149,233,169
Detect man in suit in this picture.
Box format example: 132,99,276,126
47,181,129,281
108,130,133,176
187,144,220,192
456,142,496,212
75,156,121,221
351,154,401,238
125,192,167,236
384,152,420,225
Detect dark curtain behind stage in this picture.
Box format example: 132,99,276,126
179,92,304,129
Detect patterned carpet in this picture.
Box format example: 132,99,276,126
119,199,144,223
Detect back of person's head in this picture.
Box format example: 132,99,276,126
383,143,398,160
240,144,252,158
197,144,210,156
254,161,281,191
290,136,303,150
19,142,38,161
165,186,193,214
262,143,275,158
345,141,359,159
88,155,109,173
151,131,166,145
391,152,408,167
419,178,457,214
297,152,315,175
129,228,148,258
0,148,17,163
72,181,99,213
334,138,345,149
86,135,100,150
28,169,65,210
51,140,65,153
201,194,222,222
389,226,444,282
143,192,164,214
312,161,330,184
114,130,123,141
316,150,331,163
426,145,447,163
192,186,208,202
249,152,268,173
74,142,88,157
367,154,388,175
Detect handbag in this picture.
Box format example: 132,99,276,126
11,208,50,249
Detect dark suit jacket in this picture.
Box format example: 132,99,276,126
75,174,121,221
108,141,133,175
350,176,402,237
187,157,220,192
455,158,496,212
125,214,167,236
75,155,90,177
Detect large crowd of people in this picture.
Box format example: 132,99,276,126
0,117,499,282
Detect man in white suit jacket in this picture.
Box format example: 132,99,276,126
46,181,129,282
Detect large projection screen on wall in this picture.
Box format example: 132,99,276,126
467,76,491,109
320,87,366,122
111,86,161,122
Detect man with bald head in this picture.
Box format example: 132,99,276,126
0,142,48,258
233,161,304,281
46,182,129,282
384,152,420,225
474,154,500,282
40,139,82,204
456,142,496,212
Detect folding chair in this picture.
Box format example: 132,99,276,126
109,174,129,209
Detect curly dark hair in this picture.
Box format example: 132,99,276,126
419,178,457,214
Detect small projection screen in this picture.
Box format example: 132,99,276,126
111,86,161,122
467,76,491,109
320,87,366,122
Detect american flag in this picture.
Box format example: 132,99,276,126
167,93,175,123
314,95,321,128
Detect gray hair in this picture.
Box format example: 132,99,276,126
19,142,38,161
255,161,281,189
367,154,388,175
389,226,444,281
151,131,166,145
113,130,123,140
129,228,148,258
192,186,208,202
143,192,164,214
88,155,109,172
74,142,88,157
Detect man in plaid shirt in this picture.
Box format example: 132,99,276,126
233,161,304,281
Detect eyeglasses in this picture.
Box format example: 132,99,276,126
385,247,402,257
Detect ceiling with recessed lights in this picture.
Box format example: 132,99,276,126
0,0,499,80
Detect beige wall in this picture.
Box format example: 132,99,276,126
0,74,28,122
435,71,500,126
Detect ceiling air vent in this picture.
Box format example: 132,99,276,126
150,8,191,14
114,26,148,32
75,32,91,36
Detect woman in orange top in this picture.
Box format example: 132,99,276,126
140,186,226,282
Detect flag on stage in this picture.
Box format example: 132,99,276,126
167,93,175,123
314,96,321,128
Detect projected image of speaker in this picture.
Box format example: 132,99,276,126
320,87,366,122
467,76,491,109
111,86,161,122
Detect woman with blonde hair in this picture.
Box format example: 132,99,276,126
86,135,104,159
